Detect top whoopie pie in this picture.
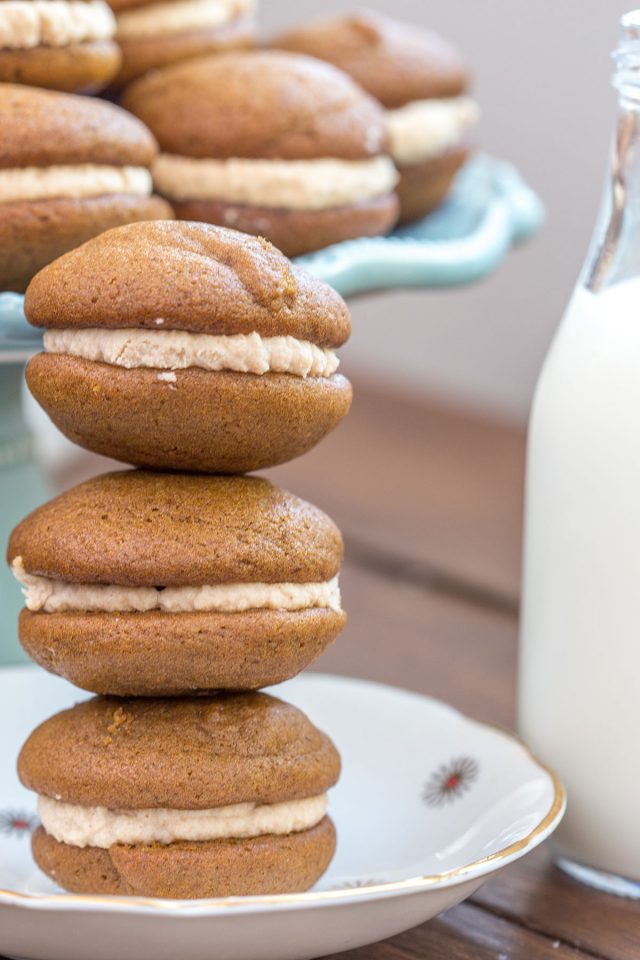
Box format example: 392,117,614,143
274,11,479,222
0,84,172,292
109,0,256,87
121,50,400,256
0,0,121,92
19,692,340,897
24,219,352,472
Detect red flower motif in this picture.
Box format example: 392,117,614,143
422,756,479,807
0,809,39,837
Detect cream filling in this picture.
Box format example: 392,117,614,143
38,793,328,848
116,0,252,40
387,96,480,166
0,166,152,204
43,328,339,378
152,154,399,210
12,559,342,615
0,0,115,50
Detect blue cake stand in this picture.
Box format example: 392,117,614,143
0,154,542,665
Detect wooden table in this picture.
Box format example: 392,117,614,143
17,381,639,960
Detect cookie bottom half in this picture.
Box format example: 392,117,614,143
20,607,347,696
116,16,256,87
170,193,400,258
0,40,122,94
32,816,336,897
26,356,353,472
396,144,469,224
0,194,172,293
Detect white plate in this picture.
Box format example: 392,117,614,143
0,667,564,960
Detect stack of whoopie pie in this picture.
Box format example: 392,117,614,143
8,219,351,898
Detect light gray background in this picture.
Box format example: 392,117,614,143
263,1,633,422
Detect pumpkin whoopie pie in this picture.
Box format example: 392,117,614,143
110,0,255,87
274,11,479,223
0,0,121,92
19,693,340,897
8,470,346,696
0,84,172,292
23,220,352,471
121,50,400,255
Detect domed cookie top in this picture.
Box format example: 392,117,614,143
274,10,468,109
121,49,390,160
8,471,343,587
18,692,341,809
0,83,158,169
24,220,350,346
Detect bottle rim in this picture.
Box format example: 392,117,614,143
613,11,640,96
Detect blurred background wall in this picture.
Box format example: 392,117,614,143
263,0,634,423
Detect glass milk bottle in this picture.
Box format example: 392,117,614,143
519,11,640,897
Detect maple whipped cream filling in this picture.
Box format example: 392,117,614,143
0,0,115,50
43,328,339,377
387,96,480,166
12,559,342,615
152,154,399,210
0,166,152,204
38,794,328,848
116,0,253,40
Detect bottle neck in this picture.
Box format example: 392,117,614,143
586,12,640,292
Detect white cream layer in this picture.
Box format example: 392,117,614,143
0,0,115,50
43,328,339,378
38,793,328,848
0,166,152,204
152,154,399,210
387,96,479,166
116,0,252,40
12,559,342,615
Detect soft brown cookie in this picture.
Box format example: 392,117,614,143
115,15,255,86
273,10,468,109
24,220,352,471
395,145,469,223
0,195,171,294
121,50,399,250
273,11,478,222
0,1,120,92
0,40,121,93
32,819,336,897
9,471,346,695
19,693,340,897
0,84,172,292
171,194,400,259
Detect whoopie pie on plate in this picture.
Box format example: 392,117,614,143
18,693,340,897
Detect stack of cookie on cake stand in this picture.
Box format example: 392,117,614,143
6,218,352,898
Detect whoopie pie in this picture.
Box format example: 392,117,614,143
275,11,479,222
19,693,340,897
23,219,352,471
9,471,346,696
